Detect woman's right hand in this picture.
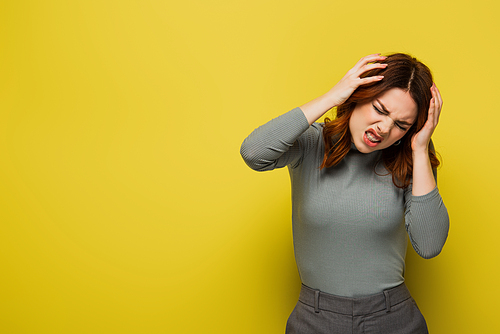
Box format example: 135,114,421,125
300,53,388,125
326,53,388,107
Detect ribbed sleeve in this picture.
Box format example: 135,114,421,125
404,186,450,259
240,107,311,171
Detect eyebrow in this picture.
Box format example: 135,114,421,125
376,99,414,126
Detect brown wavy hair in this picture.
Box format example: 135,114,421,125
320,53,439,188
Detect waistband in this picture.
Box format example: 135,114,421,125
298,282,411,316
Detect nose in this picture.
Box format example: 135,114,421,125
376,117,394,136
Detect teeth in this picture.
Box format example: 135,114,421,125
366,132,381,143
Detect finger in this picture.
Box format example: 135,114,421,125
353,54,386,71
358,75,384,85
357,53,384,64
428,97,435,124
356,63,388,77
425,95,437,128
429,95,439,127
431,85,442,123
431,84,443,111
433,83,443,109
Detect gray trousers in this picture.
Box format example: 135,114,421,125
285,283,429,334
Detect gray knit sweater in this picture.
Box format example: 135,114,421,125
240,107,449,297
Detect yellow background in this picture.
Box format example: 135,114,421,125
1,1,498,333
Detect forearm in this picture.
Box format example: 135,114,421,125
411,148,436,196
405,187,449,259
299,91,338,125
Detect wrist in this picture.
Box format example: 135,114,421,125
412,147,430,163
323,90,343,108
412,148,428,158
412,140,430,155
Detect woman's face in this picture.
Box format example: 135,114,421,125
349,88,418,153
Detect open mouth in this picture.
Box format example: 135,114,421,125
363,130,383,147
365,131,381,143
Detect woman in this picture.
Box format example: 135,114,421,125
240,53,449,333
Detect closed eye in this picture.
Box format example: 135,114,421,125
373,104,408,131
373,104,386,115
395,122,408,131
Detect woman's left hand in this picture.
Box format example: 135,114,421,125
411,83,443,152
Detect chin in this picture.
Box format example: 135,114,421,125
357,146,373,154
354,140,375,153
